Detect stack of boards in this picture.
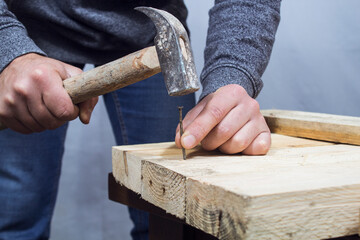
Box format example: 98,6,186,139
112,110,360,239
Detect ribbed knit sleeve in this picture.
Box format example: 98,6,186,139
0,1,45,72
200,0,281,99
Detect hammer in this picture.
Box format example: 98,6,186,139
0,7,199,130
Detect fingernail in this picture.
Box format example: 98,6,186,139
182,134,196,148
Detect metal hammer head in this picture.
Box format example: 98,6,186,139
136,7,200,96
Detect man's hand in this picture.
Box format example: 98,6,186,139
175,84,270,155
0,53,98,134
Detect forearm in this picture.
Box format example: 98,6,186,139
0,1,44,72
200,0,281,99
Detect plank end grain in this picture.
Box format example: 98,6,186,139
186,178,249,239
142,161,186,219
112,142,177,194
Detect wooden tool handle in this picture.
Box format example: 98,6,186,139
65,46,160,104
0,46,160,131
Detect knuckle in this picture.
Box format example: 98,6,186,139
57,108,72,120
55,101,74,120
190,120,208,140
30,66,48,84
254,138,271,155
230,84,246,97
249,99,260,112
234,135,250,151
194,121,207,138
217,124,231,137
3,94,16,107
13,82,29,97
207,105,225,123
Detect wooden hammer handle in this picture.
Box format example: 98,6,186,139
0,46,160,131
65,46,160,104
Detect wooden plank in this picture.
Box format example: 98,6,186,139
112,142,179,193
187,168,360,239
111,134,336,215
142,160,186,218
112,134,360,239
261,109,360,146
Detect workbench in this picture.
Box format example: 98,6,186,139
109,110,360,240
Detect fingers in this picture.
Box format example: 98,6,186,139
0,117,32,134
218,116,270,154
42,63,80,121
0,53,84,133
33,63,79,127
242,131,271,155
179,86,244,149
175,84,271,156
201,105,251,150
11,96,44,133
0,81,43,133
23,70,66,130
62,63,99,125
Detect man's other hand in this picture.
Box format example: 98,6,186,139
175,84,271,155
0,53,98,134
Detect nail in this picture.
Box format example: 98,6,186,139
178,106,186,160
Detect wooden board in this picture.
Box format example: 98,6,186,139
112,134,360,239
261,109,360,146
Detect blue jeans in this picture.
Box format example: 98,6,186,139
0,73,195,240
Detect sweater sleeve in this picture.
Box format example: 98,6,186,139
0,1,45,72
200,0,281,100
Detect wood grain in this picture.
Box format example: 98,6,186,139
142,161,186,218
262,109,360,146
64,46,160,104
112,134,360,239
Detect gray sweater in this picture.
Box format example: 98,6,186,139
0,0,281,99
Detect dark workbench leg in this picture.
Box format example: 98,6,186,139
149,213,217,240
149,214,184,240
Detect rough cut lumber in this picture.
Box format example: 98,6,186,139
261,109,360,146
112,134,360,239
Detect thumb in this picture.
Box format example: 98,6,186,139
78,97,99,124
62,63,98,124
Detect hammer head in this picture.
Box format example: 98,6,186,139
136,7,200,96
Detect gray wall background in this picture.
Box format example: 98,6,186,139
51,1,360,239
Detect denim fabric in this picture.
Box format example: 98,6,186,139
0,73,195,240
0,125,68,240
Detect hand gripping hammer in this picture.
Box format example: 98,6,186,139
0,7,200,130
